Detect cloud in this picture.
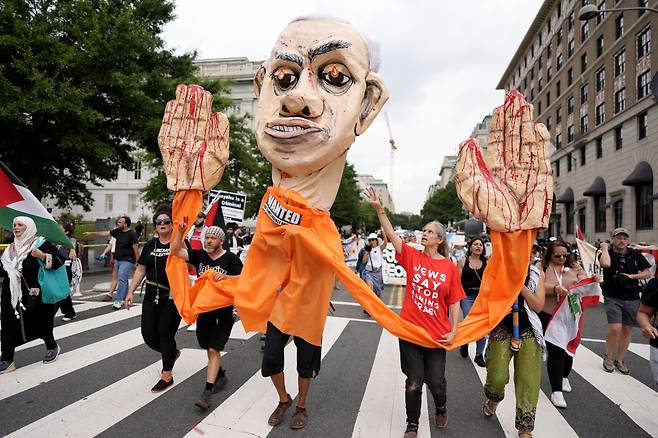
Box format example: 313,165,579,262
163,0,542,213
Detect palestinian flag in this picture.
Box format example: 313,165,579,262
0,161,72,248
204,191,226,230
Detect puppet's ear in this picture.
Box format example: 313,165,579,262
355,71,389,136
253,63,266,98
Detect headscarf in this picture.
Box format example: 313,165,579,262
0,216,38,314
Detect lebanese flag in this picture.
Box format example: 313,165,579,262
0,161,72,248
204,191,226,229
544,277,602,356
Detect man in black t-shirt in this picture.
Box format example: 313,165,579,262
85,216,139,309
638,278,658,387
171,223,242,411
599,227,652,375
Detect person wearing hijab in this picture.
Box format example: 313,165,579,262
0,217,66,373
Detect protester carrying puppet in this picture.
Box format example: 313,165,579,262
637,277,658,386
171,218,242,410
457,237,488,366
365,187,464,437
0,216,66,373
483,258,546,438
125,206,182,392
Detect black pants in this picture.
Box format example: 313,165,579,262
399,339,447,426
1,285,57,362
58,266,76,318
539,311,573,392
141,296,181,372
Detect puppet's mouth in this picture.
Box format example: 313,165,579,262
265,120,323,139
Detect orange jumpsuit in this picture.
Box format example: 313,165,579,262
167,187,535,349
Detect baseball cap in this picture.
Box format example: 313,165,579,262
612,227,630,237
367,233,378,240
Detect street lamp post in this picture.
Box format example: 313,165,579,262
578,4,658,21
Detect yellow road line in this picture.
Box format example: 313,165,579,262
397,286,404,307
387,285,394,306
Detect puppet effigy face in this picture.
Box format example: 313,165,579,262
254,20,388,177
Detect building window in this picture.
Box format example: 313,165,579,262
538,55,543,69
566,203,575,234
557,28,563,46
568,39,575,58
638,69,651,99
615,14,624,39
538,100,542,115
613,199,623,228
556,80,561,97
581,53,588,73
578,206,587,234
555,158,560,176
133,159,142,180
557,1,562,17
128,194,138,212
530,66,534,80
580,83,588,104
547,66,552,82
105,194,114,213
568,10,575,30
581,22,589,42
596,103,605,125
547,91,551,106
547,42,552,58
636,184,653,230
557,53,563,70
523,78,527,90
596,136,603,158
546,115,552,130
581,115,589,133
614,88,626,113
569,125,575,143
596,68,605,92
539,77,544,90
639,0,648,16
614,49,626,76
614,125,623,149
556,132,563,148
580,145,586,165
637,27,651,59
567,152,573,171
594,196,606,232
638,111,648,139
567,96,574,115
568,68,573,85
531,88,535,100
556,106,562,123
596,35,604,57
597,0,605,24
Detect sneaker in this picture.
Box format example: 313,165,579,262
186,322,197,332
43,344,61,363
404,422,419,438
212,375,228,393
615,360,630,375
460,345,469,358
562,378,572,393
0,360,16,374
474,354,486,367
112,302,122,310
195,389,212,410
268,394,292,426
62,315,77,322
289,406,308,430
550,391,567,408
602,355,615,373
434,406,448,428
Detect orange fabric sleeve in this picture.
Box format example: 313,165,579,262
166,188,535,349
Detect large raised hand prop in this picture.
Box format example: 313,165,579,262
158,84,229,192
454,90,553,231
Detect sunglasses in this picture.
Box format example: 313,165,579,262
552,252,569,258
155,219,172,225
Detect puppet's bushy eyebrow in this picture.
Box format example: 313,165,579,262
274,52,304,67
308,40,352,61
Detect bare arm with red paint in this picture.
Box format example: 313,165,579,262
158,84,230,192
454,91,553,232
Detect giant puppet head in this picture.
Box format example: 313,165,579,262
253,17,389,210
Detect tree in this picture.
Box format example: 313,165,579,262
330,162,364,228
421,181,465,225
0,0,197,210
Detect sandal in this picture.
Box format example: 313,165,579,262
519,433,532,438
483,399,499,417
289,406,308,430
268,394,292,426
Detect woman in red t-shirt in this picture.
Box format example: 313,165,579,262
365,188,465,437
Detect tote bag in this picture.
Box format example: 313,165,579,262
35,238,70,304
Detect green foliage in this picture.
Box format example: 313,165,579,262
0,0,197,209
421,181,465,225
331,163,364,228
56,211,84,226
388,212,425,231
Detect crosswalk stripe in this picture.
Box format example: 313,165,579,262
352,329,430,438
572,345,658,435
6,348,207,438
15,305,142,352
54,300,109,317
467,344,579,437
229,321,256,340
185,317,349,437
581,337,651,361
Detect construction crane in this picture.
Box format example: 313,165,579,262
384,112,397,198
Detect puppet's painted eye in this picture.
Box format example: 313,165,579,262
271,66,298,91
320,63,352,93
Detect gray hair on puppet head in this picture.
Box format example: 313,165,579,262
288,14,381,73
